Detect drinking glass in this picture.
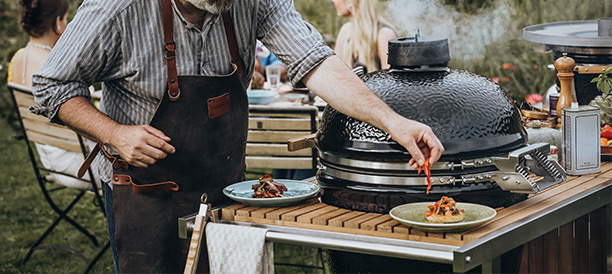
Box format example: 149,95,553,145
265,65,282,91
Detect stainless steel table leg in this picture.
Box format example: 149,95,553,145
481,256,500,274
607,203,611,274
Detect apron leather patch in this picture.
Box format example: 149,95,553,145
207,92,230,119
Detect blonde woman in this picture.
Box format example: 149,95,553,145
332,0,397,72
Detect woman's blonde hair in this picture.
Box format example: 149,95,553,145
341,0,393,72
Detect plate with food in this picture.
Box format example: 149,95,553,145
223,174,320,206
389,196,497,233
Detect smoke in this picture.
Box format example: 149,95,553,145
385,0,516,61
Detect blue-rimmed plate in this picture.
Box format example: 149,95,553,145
247,89,277,105
223,179,320,206
389,202,497,233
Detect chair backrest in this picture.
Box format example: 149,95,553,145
10,82,85,153
246,105,318,170
8,82,98,190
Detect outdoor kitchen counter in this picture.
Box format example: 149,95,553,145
191,162,611,273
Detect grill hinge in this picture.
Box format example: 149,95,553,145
491,143,566,193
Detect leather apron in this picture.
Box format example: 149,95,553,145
111,1,247,272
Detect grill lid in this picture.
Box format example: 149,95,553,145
318,34,526,160
317,68,526,159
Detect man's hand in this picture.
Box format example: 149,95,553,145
386,117,444,169
108,124,176,168
57,96,175,168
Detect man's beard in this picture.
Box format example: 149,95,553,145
185,0,233,14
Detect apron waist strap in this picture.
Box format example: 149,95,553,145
112,174,179,193
78,144,178,193
78,143,129,178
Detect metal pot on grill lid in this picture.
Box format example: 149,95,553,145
317,35,527,160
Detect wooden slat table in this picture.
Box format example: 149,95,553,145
211,162,612,273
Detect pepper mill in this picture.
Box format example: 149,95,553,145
554,53,575,126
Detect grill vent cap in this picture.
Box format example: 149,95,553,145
388,35,450,68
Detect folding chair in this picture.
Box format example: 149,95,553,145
8,82,109,273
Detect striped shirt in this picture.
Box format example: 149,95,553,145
31,0,334,182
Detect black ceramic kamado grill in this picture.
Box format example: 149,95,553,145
291,35,567,213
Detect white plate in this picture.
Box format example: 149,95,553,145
389,202,497,233
223,179,320,206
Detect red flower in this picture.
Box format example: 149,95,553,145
502,63,517,71
525,93,543,105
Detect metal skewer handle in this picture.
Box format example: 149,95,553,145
184,194,211,274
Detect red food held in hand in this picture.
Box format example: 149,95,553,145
418,158,432,194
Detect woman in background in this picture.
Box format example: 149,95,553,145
332,0,397,72
8,0,100,189
10,0,68,86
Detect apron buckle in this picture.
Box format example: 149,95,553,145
164,41,176,61
111,157,129,170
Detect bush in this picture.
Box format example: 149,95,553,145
1,0,610,122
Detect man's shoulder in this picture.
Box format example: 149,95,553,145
80,0,157,18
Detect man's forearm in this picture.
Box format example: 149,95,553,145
57,96,119,146
303,55,444,166
303,55,398,134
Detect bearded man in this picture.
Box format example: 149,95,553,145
32,0,444,272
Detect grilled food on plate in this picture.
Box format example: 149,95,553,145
251,174,287,198
425,196,465,223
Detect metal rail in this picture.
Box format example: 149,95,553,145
221,220,456,264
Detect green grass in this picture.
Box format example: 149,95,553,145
0,118,114,273
0,117,328,273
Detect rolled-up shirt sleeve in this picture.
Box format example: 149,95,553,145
31,1,121,124
256,0,335,87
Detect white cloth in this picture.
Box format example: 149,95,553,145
35,140,101,190
206,223,273,274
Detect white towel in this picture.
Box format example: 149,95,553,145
206,223,274,274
